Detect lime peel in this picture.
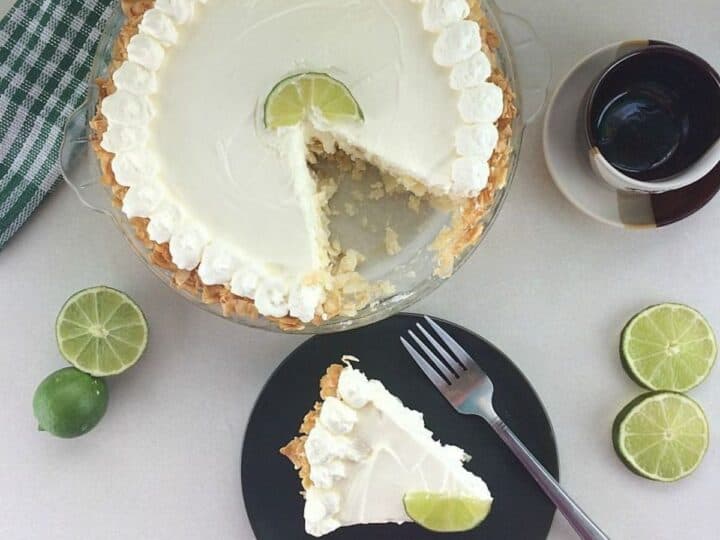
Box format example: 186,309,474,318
33,367,109,438
403,491,492,533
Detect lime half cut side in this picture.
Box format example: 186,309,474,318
613,392,709,482
403,492,492,533
56,286,148,377
264,72,363,128
621,304,716,392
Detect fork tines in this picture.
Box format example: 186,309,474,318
401,316,471,386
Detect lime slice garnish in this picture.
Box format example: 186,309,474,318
33,367,109,438
613,392,709,482
620,304,716,392
403,492,492,533
56,286,148,376
264,72,363,128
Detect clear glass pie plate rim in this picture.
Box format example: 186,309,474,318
60,1,550,334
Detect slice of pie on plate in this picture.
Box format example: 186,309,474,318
280,358,493,536
91,0,515,330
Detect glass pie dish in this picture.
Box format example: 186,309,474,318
60,1,550,334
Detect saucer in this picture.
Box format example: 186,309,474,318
543,41,720,229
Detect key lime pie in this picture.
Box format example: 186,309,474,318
91,0,515,329
281,359,493,536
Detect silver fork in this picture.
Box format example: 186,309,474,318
401,316,609,540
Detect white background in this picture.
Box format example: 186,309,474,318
1,1,719,539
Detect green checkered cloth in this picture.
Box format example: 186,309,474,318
0,0,114,251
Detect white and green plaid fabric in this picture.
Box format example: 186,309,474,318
0,0,114,251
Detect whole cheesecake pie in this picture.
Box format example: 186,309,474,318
91,0,515,329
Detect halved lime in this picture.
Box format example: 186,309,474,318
613,392,709,482
403,492,492,533
56,286,148,377
621,304,716,392
33,367,109,438
264,72,363,128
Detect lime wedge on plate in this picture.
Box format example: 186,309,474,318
33,367,109,438
264,72,363,128
621,304,716,392
56,286,148,377
403,492,492,533
613,392,709,482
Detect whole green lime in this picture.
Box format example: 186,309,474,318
33,367,109,438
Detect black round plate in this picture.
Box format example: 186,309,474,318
241,314,559,539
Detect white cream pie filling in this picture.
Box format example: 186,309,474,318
100,0,504,321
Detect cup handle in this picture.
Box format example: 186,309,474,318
59,102,113,216
497,10,551,125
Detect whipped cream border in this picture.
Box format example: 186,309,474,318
100,0,504,322
422,0,504,196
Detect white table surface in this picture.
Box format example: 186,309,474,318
2,1,719,539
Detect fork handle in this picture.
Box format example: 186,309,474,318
489,417,609,540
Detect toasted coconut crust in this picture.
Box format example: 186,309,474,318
91,0,515,330
279,364,343,491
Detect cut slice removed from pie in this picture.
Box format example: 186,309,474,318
280,358,493,536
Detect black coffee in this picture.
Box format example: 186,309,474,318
594,82,687,179
587,44,720,183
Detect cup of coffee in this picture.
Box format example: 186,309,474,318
586,42,720,193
